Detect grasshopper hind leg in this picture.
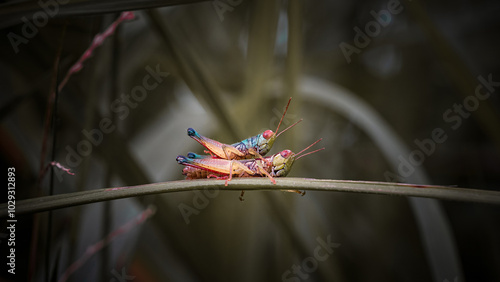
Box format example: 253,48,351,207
282,190,306,196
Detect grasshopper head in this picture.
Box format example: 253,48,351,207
257,130,276,155
271,149,296,177
270,139,324,177
258,118,303,155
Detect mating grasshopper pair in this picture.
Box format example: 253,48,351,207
176,98,324,200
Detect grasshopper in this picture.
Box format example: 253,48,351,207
187,97,302,160
176,139,324,200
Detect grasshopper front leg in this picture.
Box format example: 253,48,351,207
254,160,276,184
247,148,266,161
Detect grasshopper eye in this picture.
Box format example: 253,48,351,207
263,130,274,139
280,150,292,158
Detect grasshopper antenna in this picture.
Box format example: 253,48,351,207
296,147,325,160
295,138,323,157
276,118,303,138
275,97,292,134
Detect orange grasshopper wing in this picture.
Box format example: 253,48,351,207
176,155,256,185
187,128,245,159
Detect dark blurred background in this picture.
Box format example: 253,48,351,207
0,0,499,281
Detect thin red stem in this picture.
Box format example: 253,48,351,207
58,12,135,93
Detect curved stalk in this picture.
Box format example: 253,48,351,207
2,178,499,217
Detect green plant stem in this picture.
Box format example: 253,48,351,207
2,178,499,217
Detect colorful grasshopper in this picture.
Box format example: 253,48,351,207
176,139,324,200
187,97,302,160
